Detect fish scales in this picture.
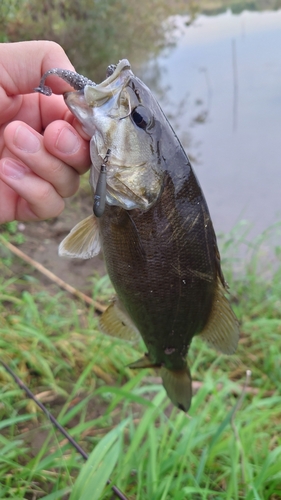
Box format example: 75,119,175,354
99,175,217,371
35,59,239,412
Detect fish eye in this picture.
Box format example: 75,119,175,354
131,106,151,130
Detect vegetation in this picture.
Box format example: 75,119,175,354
188,0,281,16
1,0,281,77
1,1,281,498
0,0,189,79
0,223,281,499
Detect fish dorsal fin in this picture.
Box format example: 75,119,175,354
59,215,101,259
199,281,239,355
99,298,140,342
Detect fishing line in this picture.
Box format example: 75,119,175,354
93,149,111,218
0,359,128,500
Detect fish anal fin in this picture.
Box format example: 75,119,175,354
59,215,101,259
200,281,240,355
99,298,140,342
161,365,192,413
128,354,159,369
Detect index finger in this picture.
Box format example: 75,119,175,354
0,41,76,125
0,40,75,95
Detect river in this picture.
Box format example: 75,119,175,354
143,8,281,244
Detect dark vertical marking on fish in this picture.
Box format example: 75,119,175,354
131,81,142,102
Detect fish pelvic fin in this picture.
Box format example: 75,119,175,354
59,215,101,259
100,298,140,342
200,281,240,355
161,365,192,413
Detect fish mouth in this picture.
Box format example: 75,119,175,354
64,89,94,121
101,59,131,88
84,59,132,108
64,89,98,138
64,59,132,117
64,59,164,213
64,59,133,130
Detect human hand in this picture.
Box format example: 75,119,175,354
0,40,91,224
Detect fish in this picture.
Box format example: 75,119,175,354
36,59,239,412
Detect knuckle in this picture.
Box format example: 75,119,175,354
58,172,79,198
33,193,65,220
51,158,65,175
38,182,54,203
43,40,65,56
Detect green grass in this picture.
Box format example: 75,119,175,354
0,223,281,499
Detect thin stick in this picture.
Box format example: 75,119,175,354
231,370,252,421
0,237,106,312
231,369,252,485
0,360,128,500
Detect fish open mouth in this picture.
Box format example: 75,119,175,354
64,60,133,135
84,59,132,108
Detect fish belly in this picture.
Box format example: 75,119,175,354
99,177,217,370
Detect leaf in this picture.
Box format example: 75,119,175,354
69,418,129,500
80,439,120,500
0,415,34,431
42,487,71,500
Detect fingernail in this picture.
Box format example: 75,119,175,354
14,125,40,153
55,127,80,154
2,159,29,179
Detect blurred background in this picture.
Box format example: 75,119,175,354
1,0,280,285
1,0,281,239
1,3,281,498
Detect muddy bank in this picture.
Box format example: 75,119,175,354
11,194,106,295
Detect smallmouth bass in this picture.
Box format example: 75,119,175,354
36,60,239,412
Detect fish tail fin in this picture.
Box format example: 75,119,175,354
160,365,192,413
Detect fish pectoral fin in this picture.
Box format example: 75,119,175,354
161,365,192,413
59,215,101,259
199,281,240,355
128,354,158,369
99,298,140,342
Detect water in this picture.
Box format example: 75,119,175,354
146,9,281,239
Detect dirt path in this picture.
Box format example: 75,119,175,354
14,195,106,294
